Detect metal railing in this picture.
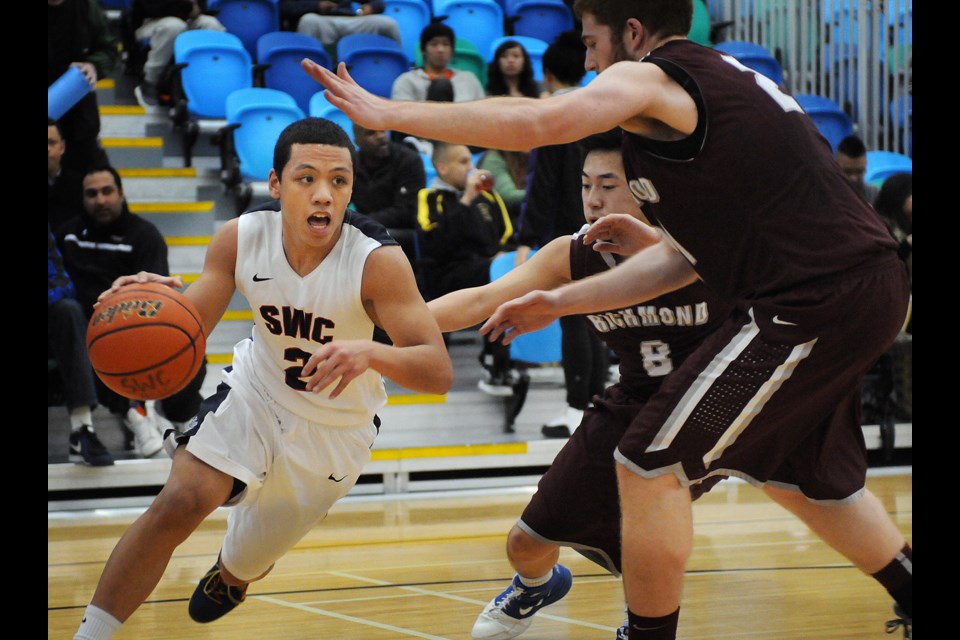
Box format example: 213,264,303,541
707,0,912,155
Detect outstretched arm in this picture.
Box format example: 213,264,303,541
481,240,698,344
428,237,571,332
300,59,693,150
302,245,453,397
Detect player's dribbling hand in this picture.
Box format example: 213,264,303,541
96,272,185,306
480,290,561,345
583,213,662,256
302,340,373,399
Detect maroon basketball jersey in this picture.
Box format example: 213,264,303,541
570,229,734,399
620,40,898,301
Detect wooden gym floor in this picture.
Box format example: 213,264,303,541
48,469,911,639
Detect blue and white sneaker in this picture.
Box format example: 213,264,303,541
616,623,629,639
471,564,573,639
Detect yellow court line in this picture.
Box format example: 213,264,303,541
131,201,213,213
101,137,163,147
99,104,144,116
119,167,197,178
165,236,212,246
371,443,526,461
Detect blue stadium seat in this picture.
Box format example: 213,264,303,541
383,0,433,63
508,0,574,44
336,33,411,98
865,150,912,184
488,251,562,365
488,249,562,432
309,97,357,146
210,0,280,59
420,150,437,184
434,0,505,61
487,36,548,83
173,30,253,119
256,31,332,114
794,93,853,152
223,87,305,184
171,30,253,165
714,40,783,85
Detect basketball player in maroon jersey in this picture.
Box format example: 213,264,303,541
302,1,913,637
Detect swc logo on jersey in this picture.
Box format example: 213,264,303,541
259,305,335,344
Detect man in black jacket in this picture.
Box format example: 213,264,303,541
56,165,206,458
351,123,426,260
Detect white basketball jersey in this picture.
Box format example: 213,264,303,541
230,209,389,427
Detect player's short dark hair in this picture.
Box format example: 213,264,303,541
543,30,586,85
578,128,624,164
82,164,124,192
836,134,868,158
274,117,356,179
420,21,455,53
573,0,693,39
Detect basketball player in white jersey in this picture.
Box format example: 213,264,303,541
74,117,453,640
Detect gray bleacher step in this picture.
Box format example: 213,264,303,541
120,174,206,201
99,105,171,138
94,78,116,106
167,243,208,275
130,200,216,237
103,136,165,168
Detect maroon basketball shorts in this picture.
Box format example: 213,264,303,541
614,256,911,502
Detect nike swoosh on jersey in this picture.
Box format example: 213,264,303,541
328,473,348,482
252,273,273,282
772,315,798,326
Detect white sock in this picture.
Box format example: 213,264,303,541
70,407,94,432
518,567,555,588
74,604,121,640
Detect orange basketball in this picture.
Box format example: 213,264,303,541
86,282,206,401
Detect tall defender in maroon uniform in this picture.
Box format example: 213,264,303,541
304,1,913,637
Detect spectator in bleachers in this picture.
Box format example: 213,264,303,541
836,134,880,207
391,22,485,103
351,123,427,261
417,142,516,393
49,117,85,231
55,165,207,459
47,0,117,172
49,223,115,467
130,0,226,108
486,39,543,99
477,148,529,223
875,171,912,338
513,30,607,438
477,40,540,224
282,0,401,50
875,172,912,274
